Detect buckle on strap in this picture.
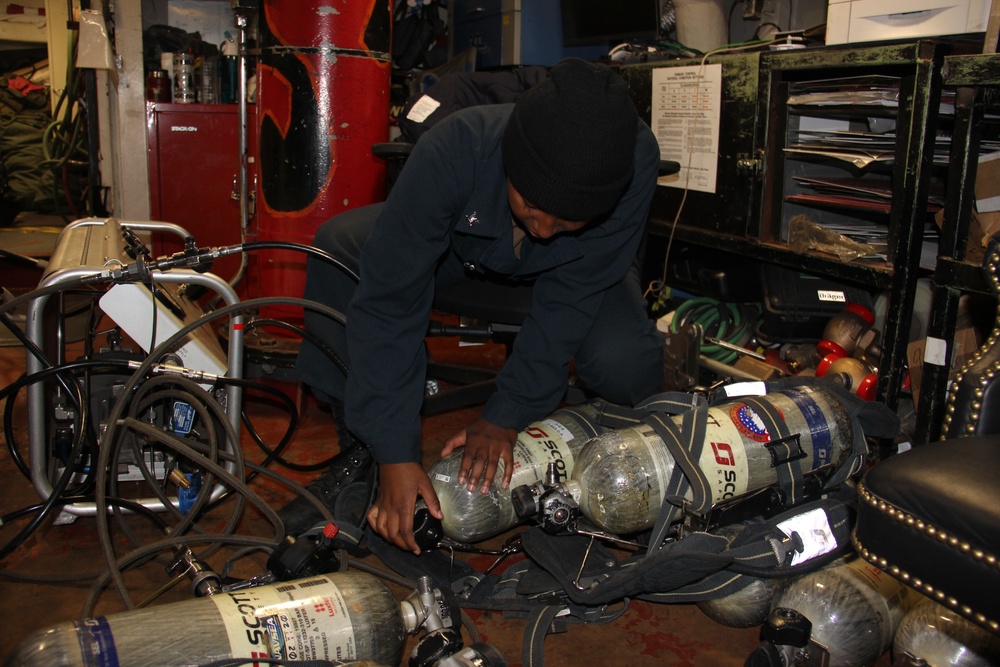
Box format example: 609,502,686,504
764,433,806,467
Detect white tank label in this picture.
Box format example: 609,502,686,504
700,408,751,503
845,557,906,604
212,577,357,662
540,417,575,443
511,420,576,484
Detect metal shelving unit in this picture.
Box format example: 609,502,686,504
622,40,956,414
916,52,1000,441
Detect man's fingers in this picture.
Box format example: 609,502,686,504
480,458,499,494
442,428,469,459
380,501,418,554
422,483,444,520
391,510,419,554
500,450,514,489
458,448,476,486
441,431,466,458
466,455,486,493
369,504,420,554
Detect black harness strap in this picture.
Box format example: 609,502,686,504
521,601,628,667
642,407,713,555
594,391,706,429
523,605,565,667
741,395,806,508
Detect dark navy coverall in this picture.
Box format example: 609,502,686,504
296,103,664,465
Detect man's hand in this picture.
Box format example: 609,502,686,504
367,462,442,555
441,418,517,494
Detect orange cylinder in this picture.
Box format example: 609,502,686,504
249,0,391,323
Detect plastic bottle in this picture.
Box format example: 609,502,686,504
571,385,854,535
770,556,915,667
7,572,407,667
431,402,607,543
220,32,239,104
172,53,196,104
892,597,1000,667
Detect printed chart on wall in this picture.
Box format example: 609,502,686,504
652,63,722,194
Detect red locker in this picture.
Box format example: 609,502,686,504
146,102,257,284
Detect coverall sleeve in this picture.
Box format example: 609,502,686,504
344,122,474,464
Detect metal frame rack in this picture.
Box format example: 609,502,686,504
25,217,246,516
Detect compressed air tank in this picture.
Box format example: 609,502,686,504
697,574,788,628
892,597,1000,667
572,386,853,535
7,572,406,667
696,524,789,628
770,557,915,667
432,403,607,543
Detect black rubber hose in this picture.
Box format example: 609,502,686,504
239,241,360,283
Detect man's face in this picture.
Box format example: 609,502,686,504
507,180,589,240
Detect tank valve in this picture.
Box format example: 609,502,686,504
745,607,831,667
511,462,581,534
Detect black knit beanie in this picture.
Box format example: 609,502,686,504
503,58,638,221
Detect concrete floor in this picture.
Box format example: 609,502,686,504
0,216,894,666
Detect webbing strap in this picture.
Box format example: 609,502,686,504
742,395,805,507
595,391,706,429
643,407,712,556
523,605,565,667
554,404,603,438
522,601,629,667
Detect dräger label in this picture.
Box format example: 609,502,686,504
817,290,846,302
212,577,356,662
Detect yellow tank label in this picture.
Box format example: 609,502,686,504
211,576,357,662
700,408,751,502
509,419,576,484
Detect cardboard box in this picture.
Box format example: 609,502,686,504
933,208,1000,266
976,151,1000,213
907,327,981,405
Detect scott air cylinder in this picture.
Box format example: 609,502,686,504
696,523,789,628
571,385,854,535
770,556,915,667
8,572,408,667
431,403,607,543
892,597,1000,667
